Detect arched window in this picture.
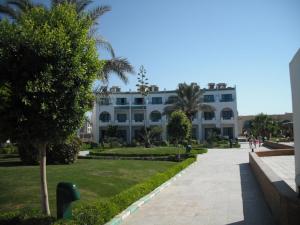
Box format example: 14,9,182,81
150,111,162,122
99,112,110,122
221,108,234,120
203,111,215,120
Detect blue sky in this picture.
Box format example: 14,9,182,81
96,0,300,115
3,0,300,115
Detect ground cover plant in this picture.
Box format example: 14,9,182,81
0,156,176,214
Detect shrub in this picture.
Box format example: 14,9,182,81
18,142,40,165
90,142,99,149
160,140,169,146
0,143,18,154
47,137,81,164
18,137,81,165
0,209,55,225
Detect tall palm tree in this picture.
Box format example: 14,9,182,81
0,0,134,83
164,82,214,121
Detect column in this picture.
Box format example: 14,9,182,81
289,48,300,192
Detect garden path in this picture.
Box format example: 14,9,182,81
122,143,275,225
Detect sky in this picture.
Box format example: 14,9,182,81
95,0,300,115
2,0,300,115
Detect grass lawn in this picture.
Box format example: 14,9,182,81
0,155,176,214
93,146,206,155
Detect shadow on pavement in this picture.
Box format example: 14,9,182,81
226,163,275,225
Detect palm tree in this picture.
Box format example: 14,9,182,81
0,0,134,83
164,82,214,121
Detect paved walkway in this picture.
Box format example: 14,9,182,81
123,144,275,225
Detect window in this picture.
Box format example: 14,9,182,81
223,127,233,139
203,95,215,103
134,113,144,122
222,110,233,120
220,94,233,102
99,112,110,122
117,114,127,122
165,96,178,104
116,98,127,105
150,111,162,122
98,98,110,105
134,98,144,105
152,97,162,104
204,111,215,120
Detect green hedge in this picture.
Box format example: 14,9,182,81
0,157,196,225
89,148,207,158
72,157,196,225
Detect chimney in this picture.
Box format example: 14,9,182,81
217,83,227,89
150,85,159,92
110,86,121,93
208,83,215,89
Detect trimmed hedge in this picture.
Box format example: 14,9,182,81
72,157,196,225
89,148,207,158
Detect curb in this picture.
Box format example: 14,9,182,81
105,160,197,225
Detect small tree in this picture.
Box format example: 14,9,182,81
167,110,191,146
0,5,100,215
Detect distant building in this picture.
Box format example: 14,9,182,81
238,113,293,135
78,118,92,142
91,83,239,143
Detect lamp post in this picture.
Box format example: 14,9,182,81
289,48,300,194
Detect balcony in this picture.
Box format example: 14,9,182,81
132,120,144,125
99,120,111,126
149,119,162,125
202,117,216,124
115,119,129,125
221,117,234,124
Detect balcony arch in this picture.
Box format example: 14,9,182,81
99,111,111,122
221,108,234,120
150,111,162,122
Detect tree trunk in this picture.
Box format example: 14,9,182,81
38,143,51,215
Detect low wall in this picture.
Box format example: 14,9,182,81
249,152,300,225
263,141,294,150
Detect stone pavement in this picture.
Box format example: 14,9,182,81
122,143,275,225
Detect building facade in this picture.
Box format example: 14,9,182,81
91,83,239,143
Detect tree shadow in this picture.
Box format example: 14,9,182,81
226,163,275,225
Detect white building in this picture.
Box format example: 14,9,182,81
91,83,239,143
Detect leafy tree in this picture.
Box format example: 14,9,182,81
167,110,191,146
137,126,163,146
0,0,134,84
0,4,100,215
164,82,213,121
251,113,278,138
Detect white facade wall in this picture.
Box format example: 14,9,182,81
92,87,239,143
289,49,300,192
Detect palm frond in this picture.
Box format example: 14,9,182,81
76,0,93,13
99,58,135,84
6,0,35,11
95,35,115,57
0,4,18,19
88,5,111,24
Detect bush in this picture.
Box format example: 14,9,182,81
18,143,39,165
72,157,196,225
160,140,169,146
18,137,81,165
0,143,18,154
0,209,55,225
47,137,81,164
90,142,99,149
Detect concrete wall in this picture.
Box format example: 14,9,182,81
290,49,300,191
249,152,300,225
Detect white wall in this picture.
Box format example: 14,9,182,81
289,48,300,192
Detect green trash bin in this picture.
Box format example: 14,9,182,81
56,182,80,219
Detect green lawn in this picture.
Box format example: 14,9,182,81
93,146,206,155
0,155,176,213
